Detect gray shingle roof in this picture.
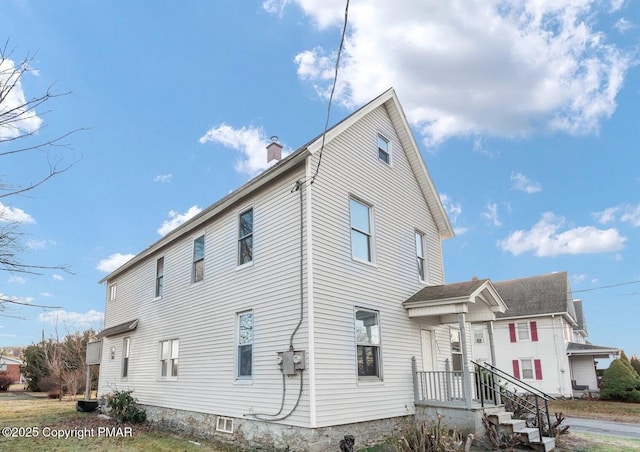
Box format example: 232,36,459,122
493,272,576,320
567,342,619,354
403,279,490,305
97,319,138,338
573,300,587,334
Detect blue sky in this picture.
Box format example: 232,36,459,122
1,1,639,362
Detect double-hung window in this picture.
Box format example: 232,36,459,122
355,308,381,378
415,231,426,281
192,235,204,283
238,208,253,266
237,312,253,379
122,337,130,378
160,339,179,378
109,283,117,301
350,198,372,263
450,328,463,372
377,134,390,164
155,257,164,298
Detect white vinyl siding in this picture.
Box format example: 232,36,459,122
309,104,445,427
97,167,310,427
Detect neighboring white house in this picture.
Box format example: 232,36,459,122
473,272,620,397
0,355,25,384
99,88,509,449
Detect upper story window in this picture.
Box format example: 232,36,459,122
122,337,130,378
350,198,373,263
509,321,539,343
377,134,390,164
473,325,485,344
238,208,254,266
415,231,426,282
355,308,381,378
155,257,164,298
517,322,530,341
108,283,117,301
237,311,253,379
160,338,179,379
192,235,204,283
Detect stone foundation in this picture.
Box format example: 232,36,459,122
143,404,409,451
414,403,505,437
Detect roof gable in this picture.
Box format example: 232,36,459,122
494,272,577,322
100,88,453,284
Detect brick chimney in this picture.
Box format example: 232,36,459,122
267,136,283,163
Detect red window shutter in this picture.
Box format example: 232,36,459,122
534,359,543,380
530,321,538,342
509,323,516,342
512,360,520,379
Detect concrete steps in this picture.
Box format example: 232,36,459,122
487,412,555,451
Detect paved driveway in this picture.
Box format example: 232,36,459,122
566,416,640,439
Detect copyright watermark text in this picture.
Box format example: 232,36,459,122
2,425,133,439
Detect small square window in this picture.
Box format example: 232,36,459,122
216,416,234,433
377,135,390,164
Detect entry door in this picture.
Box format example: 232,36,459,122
421,329,436,371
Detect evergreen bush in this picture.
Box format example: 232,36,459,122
600,359,640,403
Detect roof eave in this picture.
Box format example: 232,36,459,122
99,149,310,284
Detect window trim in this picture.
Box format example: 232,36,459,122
237,311,253,380
237,207,254,268
473,325,485,344
122,337,130,379
377,134,391,164
520,358,534,380
517,321,531,341
349,197,375,264
159,338,179,380
450,326,463,372
192,235,205,284
354,307,382,380
415,230,427,282
108,283,117,301
155,256,165,299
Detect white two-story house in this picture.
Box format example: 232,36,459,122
472,272,619,397
97,89,514,450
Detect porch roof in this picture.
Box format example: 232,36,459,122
403,279,507,322
567,342,620,359
97,319,138,338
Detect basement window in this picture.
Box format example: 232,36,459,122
216,416,234,433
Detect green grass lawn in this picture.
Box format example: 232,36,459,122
0,392,234,451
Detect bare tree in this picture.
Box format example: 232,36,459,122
0,40,82,282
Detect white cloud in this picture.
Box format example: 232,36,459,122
157,205,203,236
472,137,497,158
571,273,587,285
0,58,43,140
38,309,104,330
7,275,26,284
40,292,53,297
52,274,64,281
199,124,289,175
154,174,173,183
453,227,469,235
483,203,501,227
594,206,620,224
0,293,34,306
621,204,640,226
610,0,625,12
498,212,626,256
614,18,633,33
439,193,462,223
276,1,631,146
0,202,35,224
511,172,542,193
96,253,135,273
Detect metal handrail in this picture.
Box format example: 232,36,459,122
472,360,555,439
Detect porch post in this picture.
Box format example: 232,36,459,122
411,356,419,404
458,312,472,409
486,320,496,366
